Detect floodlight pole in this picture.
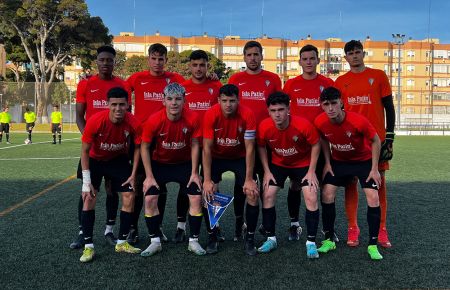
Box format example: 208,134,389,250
0,93,2,109
392,33,405,130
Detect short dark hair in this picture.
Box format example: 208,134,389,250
53,104,59,108
107,87,129,101
219,84,239,97
97,45,116,57
300,44,319,58
189,50,209,61
267,91,290,107
344,40,364,54
243,41,263,54
148,43,168,57
319,87,341,102
25,107,30,112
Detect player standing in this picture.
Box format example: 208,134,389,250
335,40,395,248
0,106,12,144
79,87,142,263
202,84,259,255
282,44,334,241
257,92,321,257
228,41,281,240
314,87,383,260
140,83,205,257
24,107,36,143
50,105,62,144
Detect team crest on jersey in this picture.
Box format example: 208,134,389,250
319,86,325,92
292,135,298,142
346,131,352,138
265,80,271,87
368,78,374,86
166,78,171,84
208,88,214,95
124,130,129,138
182,127,188,134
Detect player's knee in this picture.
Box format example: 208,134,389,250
246,194,259,206
365,190,380,207
121,191,135,211
262,190,276,207
303,191,318,210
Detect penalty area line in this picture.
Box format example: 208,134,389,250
0,175,76,217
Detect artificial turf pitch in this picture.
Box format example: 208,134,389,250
1,134,449,289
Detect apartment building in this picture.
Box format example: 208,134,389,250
73,32,449,124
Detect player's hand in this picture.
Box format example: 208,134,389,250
207,72,219,81
82,183,96,198
322,163,334,180
122,174,136,191
187,172,202,192
366,169,381,189
202,180,215,202
143,176,159,194
58,124,62,128
302,170,319,193
263,172,276,191
243,179,259,199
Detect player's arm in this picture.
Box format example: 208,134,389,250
302,142,320,192
202,138,214,200
140,141,159,193
122,144,141,190
257,144,276,190
243,138,258,198
380,95,395,161
187,138,202,191
81,141,95,197
76,103,87,134
367,133,382,187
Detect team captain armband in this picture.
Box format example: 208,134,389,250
244,130,256,140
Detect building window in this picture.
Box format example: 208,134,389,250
365,50,373,57
405,107,414,114
407,50,415,57
406,79,415,87
407,65,415,72
406,94,414,100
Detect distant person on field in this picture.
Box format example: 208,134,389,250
50,105,62,144
24,107,36,143
0,106,12,144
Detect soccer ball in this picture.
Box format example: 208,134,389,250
24,138,31,144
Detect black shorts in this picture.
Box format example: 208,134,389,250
269,164,309,189
51,123,61,133
316,151,325,183
26,122,35,131
211,157,247,188
88,156,133,193
323,159,378,189
145,161,201,196
0,123,10,133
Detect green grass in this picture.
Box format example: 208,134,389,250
1,136,449,289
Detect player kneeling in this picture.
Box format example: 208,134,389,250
314,87,383,260
257,92,321,258
79,87,142,263
140,83,205,257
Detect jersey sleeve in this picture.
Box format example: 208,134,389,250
76,79,88,103
141,114,159,143
379,71,392,98
228,73,238,85
191,112,202,139
81,115,98,144
202,108,215,140
282,79,293,94
273,74,282,91
301,119,320,145
357,114,378,140
256,121,268,146
127,113,142,145
174,73,186,84
126,73,138,91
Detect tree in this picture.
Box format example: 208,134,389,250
124,55,147,77
0,0,111,123
166,50,230,83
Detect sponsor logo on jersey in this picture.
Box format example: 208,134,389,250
347,95,372,105
189,101,211,110
185,92,192,96
93,99,108,109
100,142,126,151
216,137,240,146
162,140,186,150
296,98,320,107
242,90,265,100
274,147,298,157
331,143,355,151
144,91,165,101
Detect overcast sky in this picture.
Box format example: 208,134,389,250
86,0,450,43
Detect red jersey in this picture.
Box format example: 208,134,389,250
182,79,221,120
203,104,256,159
257,116,319,168
283,74,334,122
314,111,377,162
76,75,131,121
127,71,185,123
82,111,141,161
335,68,392,141
228,70,282,124
141,109,201,164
